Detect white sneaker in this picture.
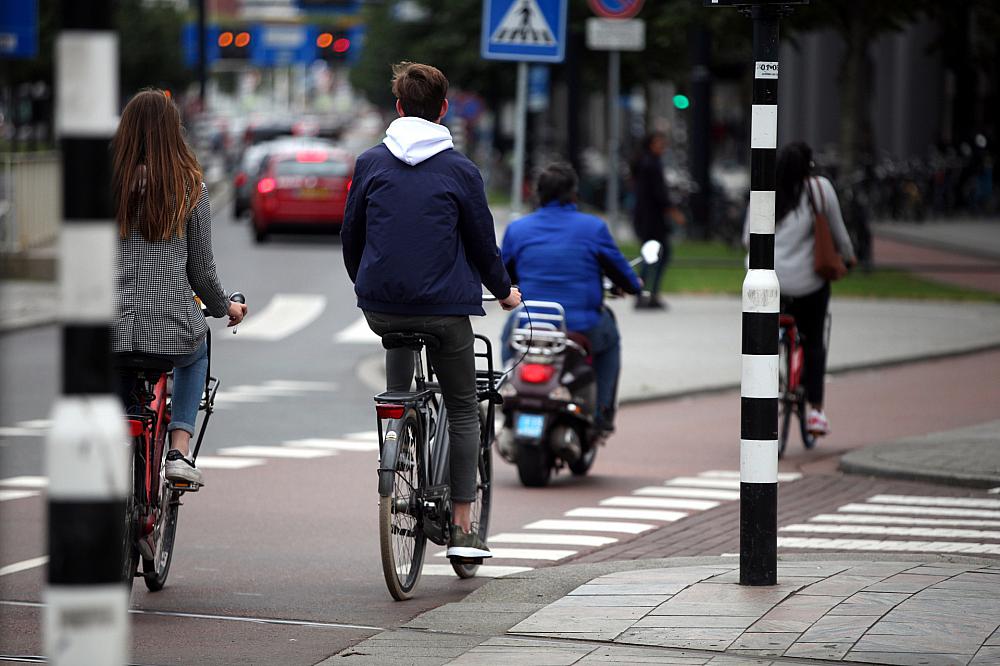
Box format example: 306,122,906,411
806,409,830,436
165,450,203,485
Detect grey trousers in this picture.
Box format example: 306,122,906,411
363,311,480,503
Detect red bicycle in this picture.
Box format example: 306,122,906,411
115,293,242,593
777,313,825,458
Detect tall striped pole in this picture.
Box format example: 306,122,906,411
740,3,781,586
45,1,128,664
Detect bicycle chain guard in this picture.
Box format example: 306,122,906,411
420,483,451,546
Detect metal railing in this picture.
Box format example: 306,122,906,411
1,151,61,253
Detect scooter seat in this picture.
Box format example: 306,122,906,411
566,331,592,359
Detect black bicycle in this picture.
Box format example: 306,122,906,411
374,332,503,601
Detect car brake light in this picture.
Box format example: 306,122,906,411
257,177,276,194
376,404,406,419
520,363,555,384
296,151,327,163
234,172,247,187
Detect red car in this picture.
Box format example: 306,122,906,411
250,147,354,243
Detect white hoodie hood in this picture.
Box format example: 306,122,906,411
382,116,454,166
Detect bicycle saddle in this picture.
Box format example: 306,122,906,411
113,353,174,372
381,331,441,352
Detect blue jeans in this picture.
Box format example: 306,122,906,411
502,307,622,430
163,341,208,436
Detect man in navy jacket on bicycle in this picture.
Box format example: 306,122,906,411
341,62,521,560
501,163,641,437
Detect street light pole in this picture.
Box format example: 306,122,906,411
46,1,128,663
511,61,528,215
197,0,207,108
606,49,621,224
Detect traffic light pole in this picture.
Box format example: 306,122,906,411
511,61,528,215
739,3,781,586
197,0,207,107
606,49,621,224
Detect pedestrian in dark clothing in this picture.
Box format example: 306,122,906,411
631,131,685,310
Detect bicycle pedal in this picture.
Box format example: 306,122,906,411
168,480,201,492
452,556,484,565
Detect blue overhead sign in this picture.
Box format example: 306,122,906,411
0,0,38,59
252,24,315,67
481,0,567,63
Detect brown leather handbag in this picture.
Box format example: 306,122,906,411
807,178,847,281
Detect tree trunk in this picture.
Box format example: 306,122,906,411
838,16,874,173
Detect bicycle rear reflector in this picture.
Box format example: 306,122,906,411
376,404,406,419
520,363,555,384
127,420,145,437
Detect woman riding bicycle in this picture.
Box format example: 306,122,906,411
755,142,856,436
112,89,246,486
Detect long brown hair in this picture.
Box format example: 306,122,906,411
112,89,203,240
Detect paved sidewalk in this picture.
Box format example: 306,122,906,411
0,280,57,331
327,556,1000,665
841,420,1000,488
874,220,1000,261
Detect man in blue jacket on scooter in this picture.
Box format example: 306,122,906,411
501,162,642,437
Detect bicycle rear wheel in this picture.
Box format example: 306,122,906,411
143,439,180,592
379,411,427,600
121,440,141,594
451,440,492,579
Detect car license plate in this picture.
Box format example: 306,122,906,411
516,413,545,438
297,187,328,199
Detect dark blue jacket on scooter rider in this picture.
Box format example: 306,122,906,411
341,116,511,316
501,202,641,331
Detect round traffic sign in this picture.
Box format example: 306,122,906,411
587,0,645,19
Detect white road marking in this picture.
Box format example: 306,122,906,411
233,294,327,341
195,456,266,470
0,476,48,488
810,513,1000,528
601,496,719,512
343,431,379,441
0,556,48,577
489,533,617,547
0,599,386,631
838,503,1000,519
434,547,575,561
780,523,1000,540
334,316,381,344
284,438,378,452
262,379,338,391
867,494,1000,510
229,384,303,396
565,507,687,522
777,536,1000,555
0,427,44,437
213,391,270,404
0,490,40,502
17,419,52,429
990,487,1000,495
524,519,653,535
699,470,802,482
421,564,532,577
633,486,740,501
665,477,741,490
218,446,335,459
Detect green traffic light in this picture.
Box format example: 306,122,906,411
673,94,690,110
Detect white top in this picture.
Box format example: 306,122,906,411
382,116,453,166
744,176,857,297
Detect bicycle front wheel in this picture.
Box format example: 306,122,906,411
379,411,427,601
451,439,493,579
777,335,792,459
143,437,180,592
121,440,141,595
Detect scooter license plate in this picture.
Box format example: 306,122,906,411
516,413,545,438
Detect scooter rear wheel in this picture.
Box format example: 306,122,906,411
515,443,551,487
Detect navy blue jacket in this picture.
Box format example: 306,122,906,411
502,203,641,332
341,144,511,316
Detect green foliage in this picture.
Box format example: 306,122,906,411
116,0,194,97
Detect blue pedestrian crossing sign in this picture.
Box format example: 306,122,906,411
481,0,567,63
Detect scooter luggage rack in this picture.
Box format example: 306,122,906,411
510,301,569,356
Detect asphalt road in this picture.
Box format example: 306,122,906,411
2,186,999,665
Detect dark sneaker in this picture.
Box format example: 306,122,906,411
447,524,492,559
165,449,203,485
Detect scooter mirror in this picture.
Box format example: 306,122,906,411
640,240,662,265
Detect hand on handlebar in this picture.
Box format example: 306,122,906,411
227,292,247,328
500,286,522,311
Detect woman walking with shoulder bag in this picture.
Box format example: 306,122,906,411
746,142,856,436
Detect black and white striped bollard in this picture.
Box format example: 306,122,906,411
45,1,128,663
740,2,782,586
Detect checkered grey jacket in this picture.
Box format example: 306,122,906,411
113,182,229,355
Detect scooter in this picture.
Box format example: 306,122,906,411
496,241,661,487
